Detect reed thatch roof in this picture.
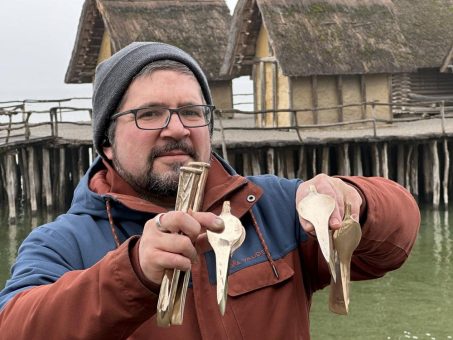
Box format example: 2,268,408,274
222,0,453,77
66,0,232,83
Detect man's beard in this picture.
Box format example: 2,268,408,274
112,140,199,201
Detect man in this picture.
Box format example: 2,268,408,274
0,42,420,339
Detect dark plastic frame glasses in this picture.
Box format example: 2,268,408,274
110,104,214,130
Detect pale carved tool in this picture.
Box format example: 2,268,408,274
329,202,362,315
156,162,210,327
207,201,246,315
297,185,336,282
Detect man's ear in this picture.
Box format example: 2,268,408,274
103,138,113,160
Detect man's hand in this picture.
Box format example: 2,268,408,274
296,174,362,233
138,211,224,284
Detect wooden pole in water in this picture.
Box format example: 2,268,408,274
397,144,405,187
381,142,389,179
42,147,53,210
243,153,251,176
353,144,363,176
251,152,261,176
27,146,38,213
277,151,285,177
297,146,307,179
19,148,30,207
58,147,67,211
312,148,317,177
371,143,380,177
267,148,275,175
443,139,449,206
285,149,295,179
405,145,413,193
423,143,433,204
431,141,440,208
410,145,419,200
321,146,329,175
342,144,350,176
5,153,18,222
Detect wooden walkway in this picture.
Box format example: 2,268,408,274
1,99,453,221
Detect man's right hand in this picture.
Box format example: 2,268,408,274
138,211,224,285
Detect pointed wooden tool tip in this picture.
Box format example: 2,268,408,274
222,201,231,214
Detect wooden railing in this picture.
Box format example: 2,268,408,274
0,98,92,145
1,97,453,148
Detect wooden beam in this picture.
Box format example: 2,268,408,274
42,147,53,210
410,145,419,200
360,75,367,119
443,139,449,206
336,76,344,122
297,146,307,179
58,148,67,211
286,149,295,179
251,151,261,176
321,146,329,175
267,148,275,175
405,145,413,193
397,144,405,187
5,153,18,222
371,143,380,177
423,143,433,204
27,146,38,213
311,76,318,125
381,143,389,179
431,141,440,208
353,144,363,176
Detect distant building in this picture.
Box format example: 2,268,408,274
65,0,234,111
221,0,453,127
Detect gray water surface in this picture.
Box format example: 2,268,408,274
1,205,451,339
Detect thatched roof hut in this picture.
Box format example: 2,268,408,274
66,0,232,83
222,0,453,77
221,0,453,127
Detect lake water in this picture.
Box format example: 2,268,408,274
0,204,451,339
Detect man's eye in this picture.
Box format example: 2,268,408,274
138,109,164,119
181,109,202,117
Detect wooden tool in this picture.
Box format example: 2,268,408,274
329,202,362,314
207,201,246,315
156,162,210,327
297,185,337,282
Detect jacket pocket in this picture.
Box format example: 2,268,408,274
228,258,294,296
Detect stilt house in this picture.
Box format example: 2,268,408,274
65,0,234,110
221,0,453,127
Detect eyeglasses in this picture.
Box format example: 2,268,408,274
110,104,214,130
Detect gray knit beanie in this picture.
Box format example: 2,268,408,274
92,41,213,159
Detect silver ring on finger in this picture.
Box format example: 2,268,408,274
155,213,168,233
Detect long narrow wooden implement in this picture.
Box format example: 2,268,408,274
156,162,210,327
329,202,362,314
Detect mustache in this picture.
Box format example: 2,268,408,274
148,141,197,162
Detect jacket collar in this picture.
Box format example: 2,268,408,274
89,154,262,218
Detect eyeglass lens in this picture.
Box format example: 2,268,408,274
135,105,211,129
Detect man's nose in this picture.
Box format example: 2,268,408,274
161,111,189,138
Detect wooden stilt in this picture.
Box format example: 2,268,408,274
353,145,363,176
423,143,433,204
5,154,18,222
381,143,389,179
405,145,413,193
58,148,67,211
339,144,350,176
312,148,317,177
243,153,252,176
251,152,261,176
371,143,380,177
285,150,295,179
27,147,38,213
410,145,419,200
19,148,30,206
42,148,53,210
321,146,329,175
443,139,449,206
431,141,440,208
397,144,405,187
297,146,307,179
267,148,275,175
277,151,285,178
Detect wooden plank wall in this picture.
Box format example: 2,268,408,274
0,144,93,222
1,139,452,222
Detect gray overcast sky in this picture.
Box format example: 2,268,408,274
0,0,238,102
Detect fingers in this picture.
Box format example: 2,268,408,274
138,211,224,284
296,174,362,232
